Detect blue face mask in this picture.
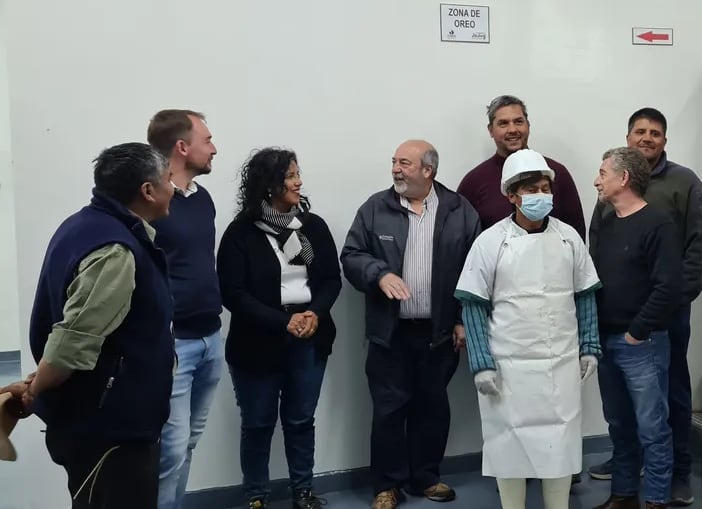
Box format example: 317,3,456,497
518,193,553,221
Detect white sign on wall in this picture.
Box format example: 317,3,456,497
632,27,673,46
440,4,489,43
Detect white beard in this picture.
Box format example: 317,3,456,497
393,181,408,195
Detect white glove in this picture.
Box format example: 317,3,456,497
474,370,500,396
580,355,598,382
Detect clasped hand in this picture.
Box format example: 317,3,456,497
287,311,319,339
0,372,37,418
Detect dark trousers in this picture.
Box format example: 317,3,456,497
366,320,459,495
230,337,327,501
45,428,160,509
668,303,692,481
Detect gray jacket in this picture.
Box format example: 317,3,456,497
340,182,481,348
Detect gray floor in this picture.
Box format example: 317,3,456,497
3,358,700,508
235,453,702,509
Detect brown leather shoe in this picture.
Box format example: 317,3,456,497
372,489,401,509
422,482,456,502
645,503,667,509
593,495,640,509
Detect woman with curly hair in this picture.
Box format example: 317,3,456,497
217,148,341,509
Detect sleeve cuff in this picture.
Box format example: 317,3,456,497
375,269,391,286
628,322,651,342
575,282,602,295
472,366,497,376
580,342,602,358
43,328,105,371
454,289,490,304
470,360,497,375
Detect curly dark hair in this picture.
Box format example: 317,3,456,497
236,147,300,220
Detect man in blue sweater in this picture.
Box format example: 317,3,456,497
148,109,223,509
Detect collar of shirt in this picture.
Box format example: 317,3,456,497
399,184,438,216
141,219,157,242
171,180,198,197
510,213,550,234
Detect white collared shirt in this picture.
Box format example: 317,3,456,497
399,184,438,318
172,180,199,197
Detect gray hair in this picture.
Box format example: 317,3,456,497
93,142,169,205
486,95,529,126
421,148,439,176
602,147,650,197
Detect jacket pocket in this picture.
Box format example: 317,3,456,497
98,355,125,409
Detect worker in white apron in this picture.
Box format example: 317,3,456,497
455,149,602,509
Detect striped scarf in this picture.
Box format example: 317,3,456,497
255,198,314,266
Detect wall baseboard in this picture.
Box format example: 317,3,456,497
184,434,613,509
0,350,20,362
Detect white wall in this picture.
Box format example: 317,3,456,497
0,0,20,353
4,0,702,507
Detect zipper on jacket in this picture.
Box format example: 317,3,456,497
98,355,124,409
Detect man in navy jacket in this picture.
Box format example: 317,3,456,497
341,140,481,509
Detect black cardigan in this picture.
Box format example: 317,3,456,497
217,212,342,372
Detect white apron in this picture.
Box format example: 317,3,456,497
479,224,582,479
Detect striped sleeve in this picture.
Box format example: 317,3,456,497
575,289,601,358
462,300,495,373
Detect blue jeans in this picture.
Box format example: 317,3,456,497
230,337,327,501
668,304,692,481
598,331,672,504
158,331,224,509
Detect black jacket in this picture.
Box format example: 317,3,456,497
217,213,342,372
340,182,481,348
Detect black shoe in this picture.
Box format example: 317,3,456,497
670,478,694,506
572,473,582,485
589,458,613,480
249,497,268,509
293,489,327,509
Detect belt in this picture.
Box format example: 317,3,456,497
281,303,309,313
399,318,432,325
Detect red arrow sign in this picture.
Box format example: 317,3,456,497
637,31,670,42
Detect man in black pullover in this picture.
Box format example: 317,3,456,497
591,147,681,509
589,108,702,506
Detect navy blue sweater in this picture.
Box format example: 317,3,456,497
153,185,222,338
29,191,174,441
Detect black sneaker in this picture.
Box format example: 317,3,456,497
249,497,267,509
292,489,327,509
670,479,694,506
588,458,613,480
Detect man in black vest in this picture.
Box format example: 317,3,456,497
1,142,176,509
